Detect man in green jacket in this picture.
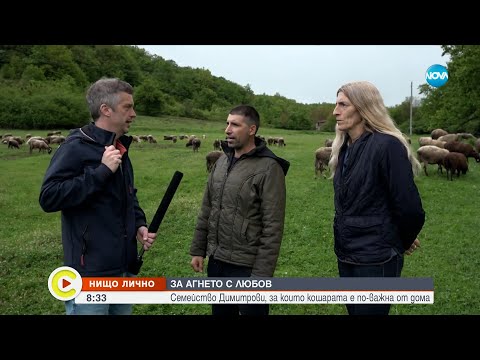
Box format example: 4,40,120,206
190,105,290,315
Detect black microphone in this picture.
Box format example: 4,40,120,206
129,171,184,275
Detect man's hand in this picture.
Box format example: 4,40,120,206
191,256,204,272
102,145,122,173
136,226,156,251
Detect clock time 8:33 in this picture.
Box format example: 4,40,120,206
86,294,107,302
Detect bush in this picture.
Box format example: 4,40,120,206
0,80,89,129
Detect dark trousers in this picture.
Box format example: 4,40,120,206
207,257,269,316
337,254,404,315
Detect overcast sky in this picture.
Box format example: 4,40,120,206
138,45,449,107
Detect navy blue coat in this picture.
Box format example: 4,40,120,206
39,123,147,276
333,132,425,264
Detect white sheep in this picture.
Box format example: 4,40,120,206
431,128,448,139
417,145,449,176
418,137,446,148
438,134,459,142
29,139,52,154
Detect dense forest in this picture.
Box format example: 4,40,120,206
0,45,478,135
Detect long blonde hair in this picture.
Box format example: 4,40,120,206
328,81,420,177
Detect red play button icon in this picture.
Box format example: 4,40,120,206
62,278,71,289
48,267,83,301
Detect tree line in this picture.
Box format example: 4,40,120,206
0,45,477,135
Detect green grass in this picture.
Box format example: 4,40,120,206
1,116,479,315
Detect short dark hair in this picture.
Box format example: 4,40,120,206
229,105,260,134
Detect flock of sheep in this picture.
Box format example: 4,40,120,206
417,129,480,181
6,127,478,182
153,134,287,173
1,131,65,154
313,129,480,181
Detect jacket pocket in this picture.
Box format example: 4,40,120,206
344,216,382,228
342,216,383,252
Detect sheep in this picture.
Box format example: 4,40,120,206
314,147,332,179
443,152,468,181
47,135,66,145
163,135,177,143
416,145,449,176
438,134,459,142
431,140,446,148
277,137,286,147
7,139,20,149
324,139,333,147
418,137,432,147
418,137,446,148
443,141,480,163
267,137,274,146
27,136,46,144
431,128,448,139
192,138,201,152
186,135,197,147
206,151,223,172
12,136,24,145
457,132,476,140
29,139,52,154
475,138,480,153
1,136,23,145
147,135,157,143
213,139,221,151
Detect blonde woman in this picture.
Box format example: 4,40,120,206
329,81,425,315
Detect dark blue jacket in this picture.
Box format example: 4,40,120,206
333,132,425,264
39,123,147,276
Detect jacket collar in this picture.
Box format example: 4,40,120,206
81,122,132,149
220,136,290,175
220,136,267,158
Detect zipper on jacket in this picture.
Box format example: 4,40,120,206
118,157,129,271
81,225,88,267
214,163,231,242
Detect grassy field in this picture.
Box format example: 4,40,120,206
1,115,479,315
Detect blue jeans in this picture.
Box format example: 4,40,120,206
337,254,404,315
207,257,269,316
65,272,135,315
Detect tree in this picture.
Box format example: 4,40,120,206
93,45,142,86
21,65,46,81
29,45,88,87
417,45,480,135
134,79,166,116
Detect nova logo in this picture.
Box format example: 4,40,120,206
425,64,448,87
